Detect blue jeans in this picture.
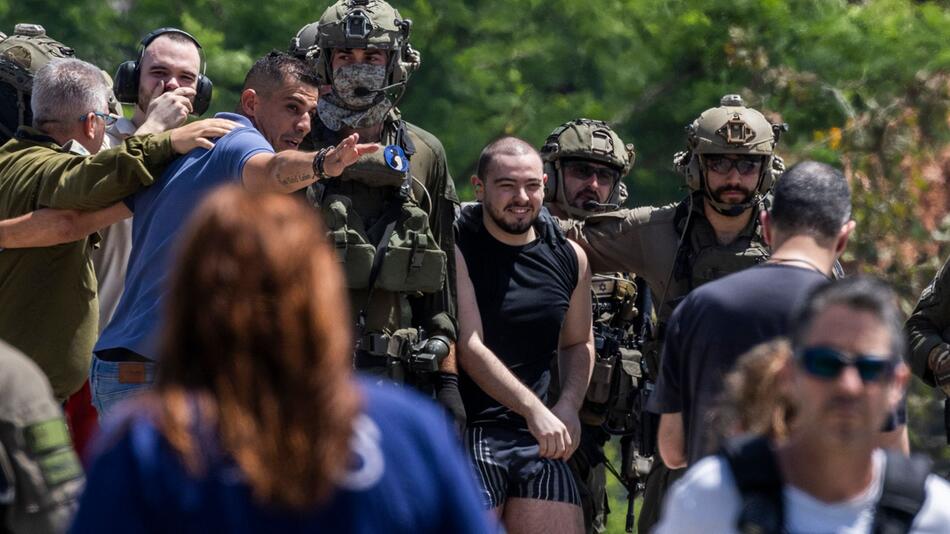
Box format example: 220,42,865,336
89,354,156,420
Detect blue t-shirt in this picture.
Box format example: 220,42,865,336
94,113,272,359
69,378,494,534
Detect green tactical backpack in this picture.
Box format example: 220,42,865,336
0,23,77,143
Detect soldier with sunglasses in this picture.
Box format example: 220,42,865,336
561,94,787,531
655,276,950,534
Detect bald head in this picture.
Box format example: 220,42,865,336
476,136,541,181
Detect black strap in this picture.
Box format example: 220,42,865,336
357,201,402,335
872,452,931,534
721,435,785,534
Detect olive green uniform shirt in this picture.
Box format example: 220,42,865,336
0,339,83,533
304,118,459,341
906,256,950,385
564,193,768,323
0,128,173,399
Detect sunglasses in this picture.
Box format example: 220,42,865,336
797,346,896,383
81,111,119,128
705,155,762,175
562,161,621,183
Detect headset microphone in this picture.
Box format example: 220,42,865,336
352,80,407,97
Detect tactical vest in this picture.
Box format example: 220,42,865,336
0,24,75,142
672,193,770,292
307,121,446,308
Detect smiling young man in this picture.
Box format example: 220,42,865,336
455,136,593,534
84,52,377,417
655,277,950,533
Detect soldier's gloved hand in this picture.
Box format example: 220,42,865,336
929,343,950,396
436,372,466,434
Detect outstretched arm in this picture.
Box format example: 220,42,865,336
0,203,131,249
242,133,378,194
455,246,573,459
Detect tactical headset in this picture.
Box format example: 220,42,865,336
113,28,212,116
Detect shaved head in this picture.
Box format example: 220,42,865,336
476,136,541,180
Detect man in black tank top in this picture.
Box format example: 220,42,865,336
455,137,593,534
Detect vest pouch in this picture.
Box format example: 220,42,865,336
690,240,769,289
342,151,406,188
377,201,446,294
321,195,376,289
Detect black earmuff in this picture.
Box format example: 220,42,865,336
113,27,213,116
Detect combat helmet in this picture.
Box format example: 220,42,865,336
540,118,635,219
675,94,787,216
290,0,420,88
0,23,75,142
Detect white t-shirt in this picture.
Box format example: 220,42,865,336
91,118,137,333
654,449,950,533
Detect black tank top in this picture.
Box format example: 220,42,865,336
456,204,578,427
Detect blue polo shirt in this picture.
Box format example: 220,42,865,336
94,113,272,360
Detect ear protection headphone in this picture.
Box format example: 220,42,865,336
113,27,213,116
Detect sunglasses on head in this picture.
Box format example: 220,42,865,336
562,161,621,183
797,346,896,383
704,155,762,175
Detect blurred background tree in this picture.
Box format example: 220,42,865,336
3,0,948,530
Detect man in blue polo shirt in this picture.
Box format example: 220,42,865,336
82,51,377,417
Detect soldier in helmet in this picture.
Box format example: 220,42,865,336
541,119,650,533
290,0,463,424
563,94,786,532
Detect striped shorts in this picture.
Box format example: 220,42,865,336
465,424,581,509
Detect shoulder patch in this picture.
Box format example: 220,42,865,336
24,418,71,454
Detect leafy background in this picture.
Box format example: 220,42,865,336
4,0,949,530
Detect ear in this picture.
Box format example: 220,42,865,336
240,89,258,119
760,210,773,247
887,362,910,409
542,172,549,185
835,220,856,257
81,112,97,140
471,175,484,202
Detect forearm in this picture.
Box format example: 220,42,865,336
0,202,132,248
556,341,594,410
658,412,687,468
905,314,945,385
243,150,318,194
0,210,78,248
458,338,543,417
438,342,458,374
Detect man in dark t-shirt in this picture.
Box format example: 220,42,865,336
651,161,855,467
455,136,593,534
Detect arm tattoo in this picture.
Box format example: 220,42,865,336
277,172,314,186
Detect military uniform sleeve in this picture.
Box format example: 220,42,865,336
905,257,950,385
409,146,458,341
0,346,83,534
567,208,650,274
34,132,174,211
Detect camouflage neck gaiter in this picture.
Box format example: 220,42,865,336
318,63,392,131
